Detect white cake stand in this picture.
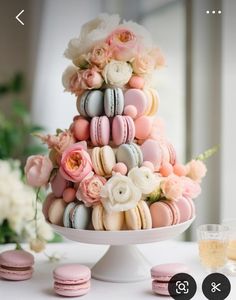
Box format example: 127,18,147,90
51,217,195,283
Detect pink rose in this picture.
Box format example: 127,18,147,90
59,143,92,182
106,28,138,61
81,68,103,90
186,160,207,182
69,72,84,95
181,176,201,199
132,52,155,75
89,43,112,68
76,172,107,207
161,174,183,201
25,155,53,187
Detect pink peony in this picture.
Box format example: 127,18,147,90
186,159,207,182
106,28,138,61
25,155,53,187
59,143,92,182
181,176,201,199
81,68,103,89
76,172,107,207
89,43,112,68
161,174,183,201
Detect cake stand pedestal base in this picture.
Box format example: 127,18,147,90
91,245,151,283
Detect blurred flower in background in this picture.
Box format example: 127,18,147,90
0,73,56,250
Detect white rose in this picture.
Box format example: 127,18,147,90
128,167,158,195
64,14,120,61
100,173,141,212
102,60,132,87
62,65,78,91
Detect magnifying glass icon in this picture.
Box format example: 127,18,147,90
178,283,187,292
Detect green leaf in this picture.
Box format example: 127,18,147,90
10,73,24,93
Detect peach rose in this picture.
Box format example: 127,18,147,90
106,28,138,61
181,176,201,199
161,174,183,201
24,155,53,187
89,43,112,68
69,72,84,95
76,172,107,207
81,68,103,90
132,52,155,75
59,143,92,182
186,160,207,182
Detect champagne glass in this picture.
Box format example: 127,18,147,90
223,219,236,275
197,224,229,273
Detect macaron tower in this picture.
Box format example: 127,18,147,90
25,14,208,231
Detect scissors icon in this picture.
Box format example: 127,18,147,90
211,282,221,293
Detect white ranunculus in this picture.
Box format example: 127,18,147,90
128,167,159,194
100,173,142,212
102,60,132,87
62,65,78,91
64,14,120,61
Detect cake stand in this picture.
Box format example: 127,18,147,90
51,217,195,283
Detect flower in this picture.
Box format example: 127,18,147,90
25,155,53,187
161,174,183,201
76,172,106,207
149,47,166,68
62,65,78,91
38,130,76,155
0,160,53,245
128,166,158,194
88,43,112,68
132,52,156,75
81,68,103,89
181,176,201,199
59,143,92,182
64,14,120,63
100,173,141,212
106,28,138,61
186,159,207,182
102,60,132,87
30,238,46,253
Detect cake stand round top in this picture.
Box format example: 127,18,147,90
51,217,195,245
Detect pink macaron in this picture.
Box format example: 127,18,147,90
141,139,163,171
175,197,195,223
0,250,34,281
151,263,189,296
134,116,152,140
124,89,148,118
51,172,70,198
90,116,110,146
73,116,90,141
53,264,91,297
112,115,135,146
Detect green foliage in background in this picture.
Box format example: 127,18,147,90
0,73,45,165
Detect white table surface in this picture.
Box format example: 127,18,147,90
0,240,235,300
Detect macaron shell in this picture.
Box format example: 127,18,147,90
54,281,90,297
148,88,159,116
91,147,105,176
100,145,116,175
63,202,77,228
42,193,55,220
92,204,104,230
51,172,69,198
112,115,127,146
53,264,91,283
85,90,104,117
125,116,135,143
125,206,141,230
90,117,99,146
151,263,189,279
71,204,91,229
98,116,110,146
48,198,67,226
150,202,173,228
116,144,138,171
164,200,180,225
152,280,169,295
115,88,124,115
137,200,152,229
103,210,124,231
0,267,33,281
124,89,147,118
104,88,115,117
141,139,163,171
0,250,34,268
175,197,192,223
77,92,89,117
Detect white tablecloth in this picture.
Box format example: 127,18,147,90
0,241,235,299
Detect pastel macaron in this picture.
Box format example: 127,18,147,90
43,193,55,220
125,200,152,230
48,198,67,226
0,250,34,281
141,139,163,171
116,143,143,171
144,88,159,116
53,264,91,297
91,146,116,177
90,116,110,146
72,116,90,141
151,263,189,296
175,197,195,223
112,115,135,146
124,89,148,118
134,116,152,140
77,90,104,117
70,203,91,229
51,172,70,198
104,87,124,117
150,200,180,228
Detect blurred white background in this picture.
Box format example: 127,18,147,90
0,0,236,239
